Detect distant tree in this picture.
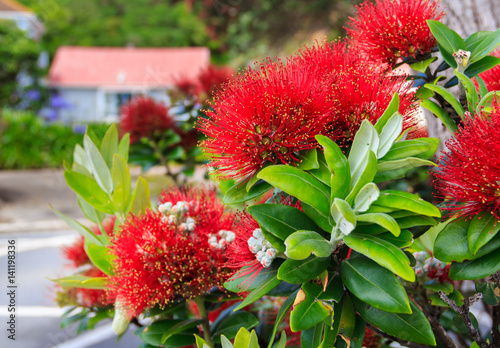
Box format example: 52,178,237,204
0,21,41,107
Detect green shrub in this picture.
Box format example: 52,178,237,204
0,109,110,169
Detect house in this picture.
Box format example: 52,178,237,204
0,0,44,39
47,46,210,123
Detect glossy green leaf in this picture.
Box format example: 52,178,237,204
353,296,436,345
424,282,454,294
290,281,332,332
224,180,272,204
128,176,151,215
140,319,197,347
233,276,281,311
377,113,403,158
380,138,439,161
315,135,351,200
245,173,261,192
275,331,287,348
374,190,440,218
353,183,380,213
416,85,434,99
350,315,366,348
50,275,107,289
476,75,489,97
233,327,251,348
356,213,400,236
446,56,500,88
261,228,286,253
86,244,115,276
117,133,130,162
468,212,500,255
302,203,333,232
375,157,436,182
342,258,411,313
343,233,415,281
455,70,478,111
161,319,203,344
221,336,234,348
301,323,324,348
336,294,356,341
100,124,119,168
397,215,438,229
284,230,332,260
434,219,473,262
346,151,377,205
331,198,357,235
77,195,105,224
427,20,466,54
258,166,330,216
84,135,113,194
111,154,131,214
212,312,259,341
438,42,458,68
420,99,458,133
410,57,438,73
424,83,465,119
308,152,331,185
278,256,330,284
194,334,210,348
465,29,500,64
50,206,102,246
64,170,114,214
224,259,282,293
73,144,92,172
247,203,318,241
349,121,379,181
374,93,400,133
377,229,413,248
267,292,297,348
449,248,500,280
297,149,319,170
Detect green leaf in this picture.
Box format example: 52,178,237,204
476,75,489,97
194,334,209,348
346,151,377,205
377,113,403,158
424,84,465,119
424,282,454,294
348,120,379,181
449,247,500,280
86,244,115,276
420,99,458,133
410,57,438,73
212,312,259,341
73,144,92,172
427,20,466,54
284,230,332,260
77,195,105,224
356,213,400,236
302,203,333,232
341,257,411,313
233,327,251,348
247,204,318,241
224,260,281,293
373,190,440,218
434,219,473,262
455,70,478,112
64,171,114,214
343,233,415,281
275,331,287,348
290,281,332,332
246,172,261,192
374,93,400,133
308,152,331,185
258,166,330,217
335,295,356,340
140,319,197,347
415,85,434,99
117,133,130,162
331,198,357,235
350,315,366,348
112,154,132,214
278,256,330,284
50,276,107,289
376,229,413,248
233,276,281,311
466,29,500,64
301,323,324,348
315,135,351,200
353,183,380,213
297,149,319,170
50,206,102,246
224,180,272,204
380,138,439,161
100,124,119,168
221,336,234,348
446,56,500,87
84,135,113,194
267,292,297,348
352,295,436,345
437,42,458,68
468,212,500,255
161,319,203,344
128,176,151,215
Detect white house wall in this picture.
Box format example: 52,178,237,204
57,88,97,123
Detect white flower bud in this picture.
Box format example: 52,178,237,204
112,300,130,335
256,250,266,262
248,237,262,253
266,248,276,259
158,202,172,215
252,228,265,241
261,256,273,268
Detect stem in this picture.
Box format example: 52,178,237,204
194,296,214,347
152,140,180,185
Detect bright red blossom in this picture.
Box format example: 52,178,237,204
433,107,500,220
198,64,234,97
346,0,444,65
197,59,339,181
119,97,175,144
478,50,500,91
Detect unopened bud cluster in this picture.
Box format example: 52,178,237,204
413,251,446,279
159,201,195,232
208,230,235,249
248,228,277,268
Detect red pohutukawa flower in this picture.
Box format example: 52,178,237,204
433,107,500,220
346,0,444,65
109,186,236,317
198,64,234,97
292,40,419,143
119,96,175,144
197,58,339,181
478,50,500,91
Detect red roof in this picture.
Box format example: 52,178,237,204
48,46,210,88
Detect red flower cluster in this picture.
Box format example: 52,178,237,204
119,97,175,144
433,107,500,220
478,50,500,91
197,58,339,181
346,0,444,65
109,186,237,317
175,63,234,99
